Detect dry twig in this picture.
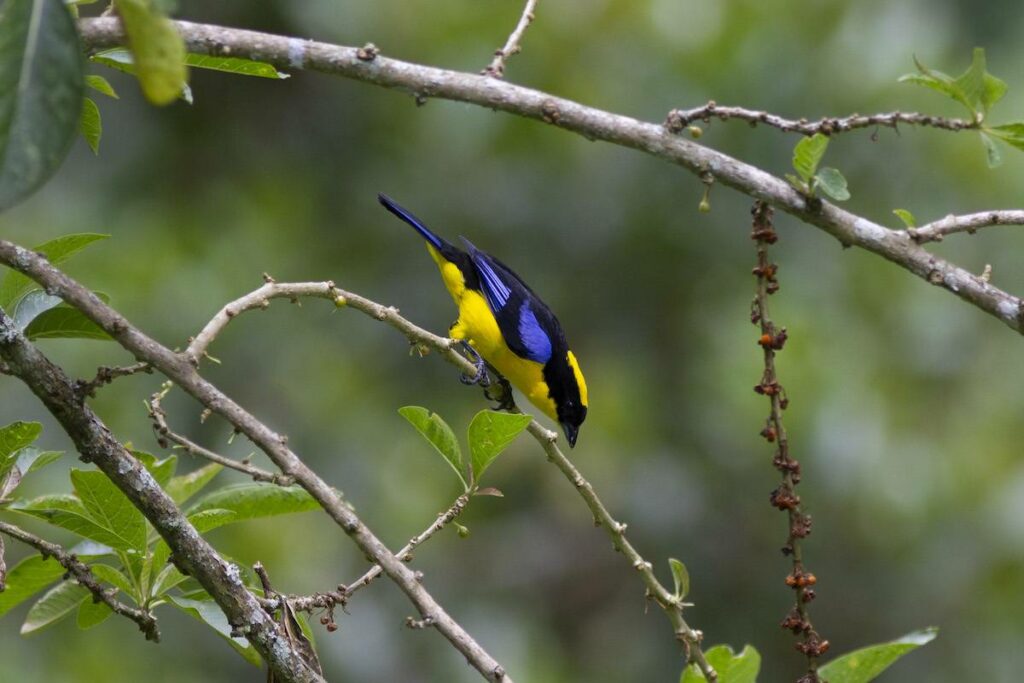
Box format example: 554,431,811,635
482,0,539,78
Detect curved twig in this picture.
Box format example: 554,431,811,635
483,0,539,78
907,210,1024,243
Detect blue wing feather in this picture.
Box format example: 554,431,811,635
461,237,511,310
517,301,553,362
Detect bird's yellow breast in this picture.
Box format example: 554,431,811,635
428,245,559,420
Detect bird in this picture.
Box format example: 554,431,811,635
378,193,588,447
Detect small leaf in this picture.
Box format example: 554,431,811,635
78,97,101,154
0,555,65,618
1,448,62,499
76,597,113,629
71,469,147,550
9,494,138,549
815,167,851,201
892,209,917,228
24,303,113,340
168,596,262,666
0,233,109,311
792,133,829,183
12,291,62,330
90,563,136,597
473,486,504,497
113,0,188,105
986,122,1024,152
669,558,689,600
22,581,89,634
188,483,321,520
980,132,1002,168
0,421,42,479
85,74,118,98
818,627,937,683
953,48,1006,116
784,173,808,194
90,48,194,103
681,644,760,683
467,410,533,484
899,56,970,111
399,406,466,489
166,462,222,504
184,53,289,79
132,450,176,487
0,0,85,211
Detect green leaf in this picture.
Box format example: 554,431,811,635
0,232,109,311
681,644,760,683
986,122,1024,152
0,421,42,478
22,580,89,634
669,558,689,600
0,0,85,211
132,451,176,488
792,133,829,183
399,406,467,489
953,48,1006,117
113,0,188,105
467,410,533,484
184,53,289,79
819,627,937,683
166,462,222,504
1,447,62,499
9,494,133,549
78,96,101,154
12,290,62,329
76,597,113,629
892,209,917,229
980,132,1002,168
188,483,320,521
0,555,65,617
84,74,118,98
71,469,147,550
899,57,970,112
814,167,851,201
90,563,136,597
168,596,261,666
24,303,112,340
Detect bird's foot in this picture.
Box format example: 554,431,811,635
457,341,490,387
484,375,516,411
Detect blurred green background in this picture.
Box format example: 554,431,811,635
2,0,1024,680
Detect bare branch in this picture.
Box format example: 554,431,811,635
146,382,293,485
907,210,1024,244
75,361,152,398
0,242,512,683
666,102,977,137
0,310,322,683
74,18,1024,335
482,0,539,78
0,520,160,641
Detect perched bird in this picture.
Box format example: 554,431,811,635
379,194,588,447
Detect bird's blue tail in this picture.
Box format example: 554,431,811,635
378,194,445,250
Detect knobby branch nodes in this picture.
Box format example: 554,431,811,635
482,0,539,78
750,203,828,682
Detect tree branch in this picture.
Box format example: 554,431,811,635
907,210,1024,244
75,17,1024,335
0,519,160,641
0,242,512,683
482,0,539,78
665,102,977,137
0,310,322,682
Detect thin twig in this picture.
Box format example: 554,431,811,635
75,18,1024,336
0,519,160,641
0,243,512,683
750,203,827,682
482,0,539,78
146,382,293,485
75,361,152,398
907,210,1024,244
665,102,977,137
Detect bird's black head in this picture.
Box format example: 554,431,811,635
544,350,589,448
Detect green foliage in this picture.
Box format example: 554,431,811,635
113,0,188,105
892,209,917,228
669,557,689,600
0,421,62,500
399,406,467,490
78,97,102,154
0,232,109,310
0,0,84,211
0,556,66,618
85,75,119,99
681,644,760,683
21,581,90,635
818,627,938,683
165,462,222,504
182,54,290,79
70,469,147,551
168,595,262,666
787,133,850,201
187,482,321,520
76,597,113,629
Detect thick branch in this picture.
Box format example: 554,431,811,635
0,242,511,683
0,311,321,682
0,520,160,641
908,210,1024,243
666,102,977,136
482,0,539,78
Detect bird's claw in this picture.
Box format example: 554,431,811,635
457,341,490,387
485,376,516,411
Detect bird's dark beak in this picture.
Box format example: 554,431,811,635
561,422,579,448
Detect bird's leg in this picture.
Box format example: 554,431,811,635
484,370,516,411
457,340,490,387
